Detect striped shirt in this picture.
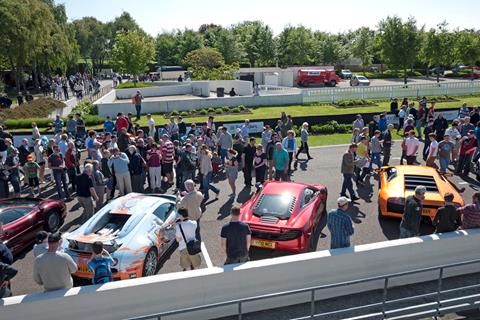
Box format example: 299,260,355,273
162,141,175,163
459,203,480,229
327,209,354,249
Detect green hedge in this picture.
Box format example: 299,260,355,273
4,115,104,130
114,82,157,89
293,120,351,136
336,99,375,107
71,100,98,115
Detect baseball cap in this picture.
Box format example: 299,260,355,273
48,232,62,243
337,196,351,206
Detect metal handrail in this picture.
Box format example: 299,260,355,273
125,258,480,320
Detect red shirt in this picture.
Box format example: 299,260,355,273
65,148,76,169
162,141,175,163
147,148,161,167
116,116,129,132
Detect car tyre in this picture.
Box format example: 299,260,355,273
330,80,336,87
44,210,61,232
142,248,158,277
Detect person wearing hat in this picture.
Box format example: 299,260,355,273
399,185,426,239
327,197,354,249
456,129,477,175
23,154,41,196
33,232,78,292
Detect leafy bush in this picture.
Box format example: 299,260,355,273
0,97,66,122
336,99,374,107
215,109,223,114
207,107,216,113
4,118,53,129
189,109,197,115
180,111,189,117
72,100,97,115
307,121,351,135
114,82,156,89
222,106,230,112
170,110,180,116
198,109,208,115
83,115,105,126
231,107,241,113
238,105,246,111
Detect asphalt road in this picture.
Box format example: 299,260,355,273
9,142,480,296
335,76,468,87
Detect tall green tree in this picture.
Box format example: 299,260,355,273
234,21,275,67
352,27,374,74
378,16,421,84
454,30,480,78
212,28,243,65
155,33,181,66
315,33,348,66
420,22,453,83
276,25,314,66
72,17,109,74
183,47,224,69
111,30,155,81
175,29,204,64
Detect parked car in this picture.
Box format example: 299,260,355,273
377,166,464,221
462,72,480,79
350,75,370,86
62,193,177,281
0,198,66,255
339,69,353,79
297,68,340,87
450,65,468,73
428,67,444,76
240,181,327,253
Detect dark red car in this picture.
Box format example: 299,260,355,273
0,198,66,255
240,181,327,253
463,72,480,79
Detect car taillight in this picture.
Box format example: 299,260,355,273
388,197,405,205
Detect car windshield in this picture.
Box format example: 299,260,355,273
0,200,39,209
253,194,296,219
357,76,367,80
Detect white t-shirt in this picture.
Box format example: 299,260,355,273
175,220,198,251
428,140,439,158
148,119,155,137
405,137,419,156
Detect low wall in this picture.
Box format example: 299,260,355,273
96,93,303,118
208,80,253,96
2,229,480,320
115,85,193,99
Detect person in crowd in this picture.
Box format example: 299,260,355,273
272,142,289,182
458,192,480,229
460,116,475,137
224,149,239,199
296,122,313,162
0,222,13,265
416,102,426,140
103,115,115,134
425,133,438,167
117,127,130,153
351,128,361,144
48,145,70,200
88,241,114,284
355,136,370,184
18,138,30,179
265,133,277,180
91,160,106,209
66,115,77,138
199,145,220,201
53,115,64,136
176,208,202,271
178,116,187,138
378,113,388,133
76,164,99,222
31,122,41,143
438,133,454,173
456,130,477,175
341,144,359,200
147,143,162,192
145,114,155,138
33,139,46,184
282,130,297,172
445,121,461,164
353,114,364,131
32,230,49,258
261,125,272,152
108,147,131,196
65,141,79,193
220,206,251,265
471,106,480,126
458,103,470,119
58,134,68,157
399,185,426,238
382,124,394,166
253,145,267,185
404,130,419,165
161,134,175,186
422,118,435,161
240,119,250,140
167,116,179,141
433,113,448,140
24,154,41,196
127,145,145,193
75,113,86,139
433,193,462,233
133,90,143,121
0,261,17,298
182,143,197,183
33,232,78,292
206,116,216,133
242,138,256,187
369,130,382,170
115,112,129,133
218,127,233,164
390,98,399,115
5,149,21,197
397,105,406,134
327,197,354,249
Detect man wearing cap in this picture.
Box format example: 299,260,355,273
456,129,477,175
327,197,354,249
341,144,359,200
33,232,78,292
399,185,426,238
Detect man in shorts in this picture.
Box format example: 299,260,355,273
23,154,41,196
175,208,201,271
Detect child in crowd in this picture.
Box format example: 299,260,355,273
23,154,41,196
88,241,114,284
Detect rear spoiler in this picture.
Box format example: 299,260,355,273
149,194,177,202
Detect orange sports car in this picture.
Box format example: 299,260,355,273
377,165,465,221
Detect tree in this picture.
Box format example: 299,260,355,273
454,30,480,78
190,63,239,80
155,33,181,66
183,47,224,69
234,21,275,67
351,27,374,74
420,22,453,83
212,28,243,65
176,29,204,64
111,30,155,81
315,33,348,66
276,25,314,66
378,16,421,85
72,17,109,74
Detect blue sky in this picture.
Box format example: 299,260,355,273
61,0,479,35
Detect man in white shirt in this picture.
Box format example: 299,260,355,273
147,114,155,138
426,133,439,167
405,130,419,165
175,208,201,271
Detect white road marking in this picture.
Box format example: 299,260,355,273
201,242,214,268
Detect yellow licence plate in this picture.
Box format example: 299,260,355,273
77,258,92,274
252,239,276,249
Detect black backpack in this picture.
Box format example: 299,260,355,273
179,223,201,255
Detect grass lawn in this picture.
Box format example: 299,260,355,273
135,95,480,127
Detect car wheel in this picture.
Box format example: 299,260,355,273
142,248,158,277
330,80,336,87
44,210,61,232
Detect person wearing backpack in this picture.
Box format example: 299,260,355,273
88,241,114,284
175,208,202,271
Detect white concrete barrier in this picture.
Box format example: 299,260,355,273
209,80,253,96
3,229,480,320
115,85,193,99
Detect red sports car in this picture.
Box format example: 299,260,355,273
240,181,327,253
0,198,66,255
463,72,480,79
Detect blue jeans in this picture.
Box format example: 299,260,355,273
341,173,356,198
369,153,382,169
439,157,449,173
202,172,219,199
415,120,422,139
53,170,70,199
220,148,228,163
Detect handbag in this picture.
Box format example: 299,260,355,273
179,222,201,255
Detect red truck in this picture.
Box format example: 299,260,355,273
297,68,340,87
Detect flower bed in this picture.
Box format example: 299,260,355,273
164,105,252,118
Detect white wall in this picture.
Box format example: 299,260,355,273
208,80,253,96
2,229,480,320
115,85,192,99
